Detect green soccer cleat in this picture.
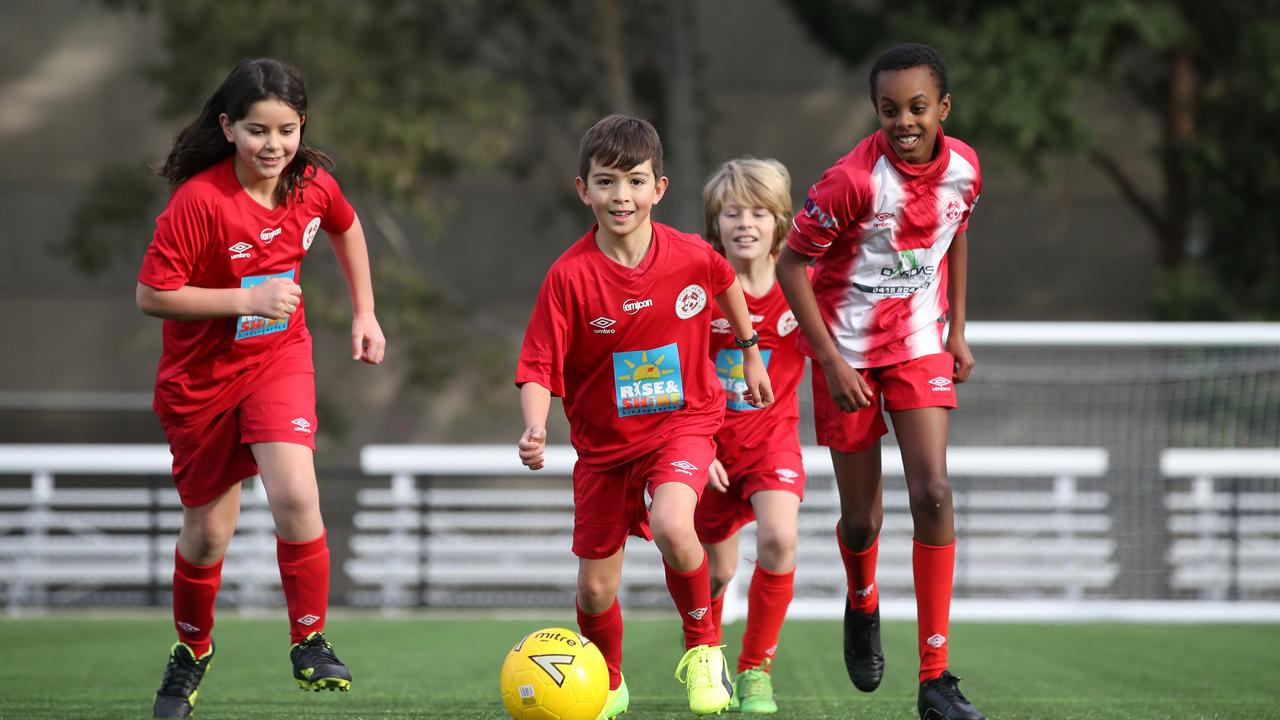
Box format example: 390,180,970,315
675,644,733,717
732,663,777,714
596,673,630,719
153,641,214,719
290,632,352,692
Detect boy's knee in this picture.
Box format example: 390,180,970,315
757,527,797,567
908,475,952,515
839,514,881,549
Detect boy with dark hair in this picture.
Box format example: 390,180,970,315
516,114,774,718
777,43,986,720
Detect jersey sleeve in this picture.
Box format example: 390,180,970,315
707,244,736,295
313,168,356,234
957,168,982,237
515,271,570,397
138,186,210,291
786,165,869,258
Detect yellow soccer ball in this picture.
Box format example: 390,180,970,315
499,627,609,720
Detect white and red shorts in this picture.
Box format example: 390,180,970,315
812,352,957,454
571,434,717,559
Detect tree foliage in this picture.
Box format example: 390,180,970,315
784,0,1280,318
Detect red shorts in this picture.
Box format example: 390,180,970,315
695,423,805,544
571,435,717,559
812,352,957,454
160,372,317,508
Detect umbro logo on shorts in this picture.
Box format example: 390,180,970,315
670,460,698,476
291,418,312,433
928,376,953,392
775,468,799,483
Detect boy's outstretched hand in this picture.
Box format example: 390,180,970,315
740,349,775,408
518,425,547,470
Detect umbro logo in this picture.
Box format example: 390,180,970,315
589,317,617,334
775,468,798,483
710,318,732,334
670,460,698,476
291,418,312,433
228,242,252,259
927,376,953,392
177,621,201,633
855,583,875,598
297,614,320,626
687,607,708,620
926,633,946,649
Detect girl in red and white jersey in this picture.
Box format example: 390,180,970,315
778,43,985,720
695,157,806,713
136,58,384,719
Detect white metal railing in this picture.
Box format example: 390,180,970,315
357,444,1113,619
1161,449,1280,601
0,444,278,614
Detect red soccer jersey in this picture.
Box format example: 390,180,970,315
787,128,981,368
138,158,355,417
708,276,805,451
516,222,737,470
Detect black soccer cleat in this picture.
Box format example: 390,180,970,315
843,603,885,692
918,670,985,720
153,640,214,719
290,631,352,692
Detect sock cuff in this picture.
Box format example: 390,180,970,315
662,551,708,578
752,564,796,585
912,539,957,552
276,530,328,562
576,597,621,621
174,547,223,579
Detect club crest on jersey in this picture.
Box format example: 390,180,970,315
716,348,771,411
942,194,966,225
235,269,296,340
675,284,707,319
613,343,684,416
777,310,798,336
302,217,321,251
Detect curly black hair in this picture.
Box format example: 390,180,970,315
869,43,949,101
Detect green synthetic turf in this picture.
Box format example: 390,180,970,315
0,615,1273,719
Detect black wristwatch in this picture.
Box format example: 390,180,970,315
734,332,760,349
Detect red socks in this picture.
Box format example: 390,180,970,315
172,548,221,657
913,540,955,682
709,592,726,643
577,598,624,691
664,553,718,648
838,529,880,613
738,565,794,672
277,532,330,644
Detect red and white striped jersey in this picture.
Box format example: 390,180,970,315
787,128,981,368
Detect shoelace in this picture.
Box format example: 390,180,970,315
929,673,971,705
674,645,723,686
737,668,770,699
158,648,206,697
296,634,341,666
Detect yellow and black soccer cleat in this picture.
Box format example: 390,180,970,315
153,641,214,719
290,631,352,692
